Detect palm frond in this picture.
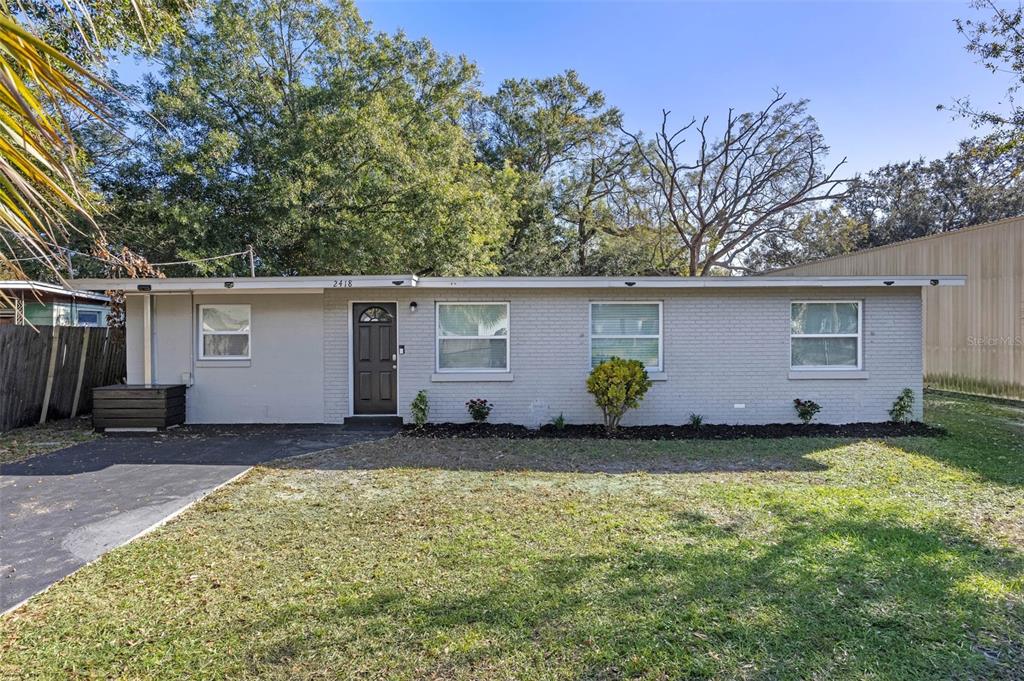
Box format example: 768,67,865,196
0,9,109,286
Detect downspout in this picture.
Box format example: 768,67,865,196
189,291,195,383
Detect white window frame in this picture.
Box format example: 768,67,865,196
75,309,102,327
589,301,663,372
790,300,863,371
435,301,511,373
198,304,252,360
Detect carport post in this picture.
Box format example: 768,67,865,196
143,294,153,386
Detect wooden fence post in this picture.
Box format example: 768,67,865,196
70,327,91,418
39,325,60,424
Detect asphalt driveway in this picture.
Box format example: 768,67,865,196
0,425,393,613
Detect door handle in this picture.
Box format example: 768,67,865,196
391,353,397,361
392,365,397,369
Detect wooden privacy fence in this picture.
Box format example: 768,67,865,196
0,325,126,431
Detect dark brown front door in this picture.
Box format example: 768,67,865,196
353,303,397,414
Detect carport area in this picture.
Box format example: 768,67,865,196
0,424,394,612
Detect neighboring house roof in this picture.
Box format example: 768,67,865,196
769,214,1023,274
67,274,966,293
0,280,110,303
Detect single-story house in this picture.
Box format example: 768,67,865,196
0,280,110,327
69,275,964,426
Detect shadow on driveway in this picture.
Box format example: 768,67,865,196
1,425,393,612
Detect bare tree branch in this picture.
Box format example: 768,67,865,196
623,92,850,275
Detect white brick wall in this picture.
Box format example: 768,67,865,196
323,287,924,426
323,290,347,424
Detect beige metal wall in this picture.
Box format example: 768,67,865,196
778,216,1024,398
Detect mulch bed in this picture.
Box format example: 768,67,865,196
402,421,945,440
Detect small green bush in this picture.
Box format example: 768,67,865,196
550,413,567,430
688,412,704,428
586,358,652,431
889,388,915,423
466,398,492,423
793,398,821,424
411,390,429,426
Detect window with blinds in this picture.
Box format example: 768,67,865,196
590,302,662,370
436,302,510,371
790,301,861,369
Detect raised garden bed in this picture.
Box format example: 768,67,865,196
402,421,945,440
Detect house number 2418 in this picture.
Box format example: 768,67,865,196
332,280,353,288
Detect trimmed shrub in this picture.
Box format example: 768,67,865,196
466,398,493,423
793,398,822,424
411,390,429,426
586,358,652,431
889,388,915,423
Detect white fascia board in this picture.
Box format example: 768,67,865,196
416,275,967,289
68,274,967,293
69,275,418,293
124,288,326,296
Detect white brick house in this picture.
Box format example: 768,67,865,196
71,275,964,426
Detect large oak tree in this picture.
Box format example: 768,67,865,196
99,0,515,276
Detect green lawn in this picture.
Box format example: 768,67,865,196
2,393,1022,679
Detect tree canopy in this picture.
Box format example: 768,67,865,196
36,0,1024,280
99,0,514,276
91,2,853,277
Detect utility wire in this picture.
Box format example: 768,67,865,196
0,226,252,271
148,250,250,266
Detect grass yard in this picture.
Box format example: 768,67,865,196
0,417,96,464
2,393,1022,679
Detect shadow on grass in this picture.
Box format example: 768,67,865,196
903,392,1024,487
234,502,1022,678
0,425,389,476
268,435,837,474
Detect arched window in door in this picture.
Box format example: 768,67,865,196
359,306,393,323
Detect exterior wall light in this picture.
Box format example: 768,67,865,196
409,301,418,312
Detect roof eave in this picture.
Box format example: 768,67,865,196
0,280,110,302
65,274,966,293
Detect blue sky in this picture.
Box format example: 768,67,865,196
354,1,1008,174
113,1,1009,175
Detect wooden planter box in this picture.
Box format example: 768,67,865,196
92,384,186,431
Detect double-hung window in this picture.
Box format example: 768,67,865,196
590,302,662,370
199,304,251,359
436,302,509,371
790,301,861,369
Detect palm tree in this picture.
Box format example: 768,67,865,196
0,8,107,282
0,0,186,285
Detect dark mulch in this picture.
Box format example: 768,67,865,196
402,421,945,441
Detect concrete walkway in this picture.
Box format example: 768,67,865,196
0,425,393,613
